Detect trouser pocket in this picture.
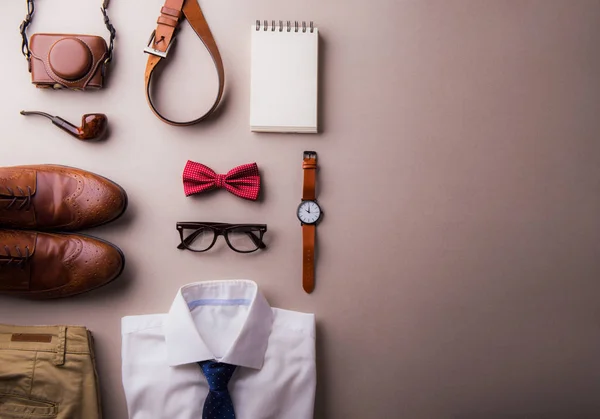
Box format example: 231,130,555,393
0,394,57,418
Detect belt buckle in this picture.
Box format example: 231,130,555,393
144,30,175,58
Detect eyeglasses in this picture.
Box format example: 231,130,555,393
176,222,267,253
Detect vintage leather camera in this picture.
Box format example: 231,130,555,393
20,0,116,90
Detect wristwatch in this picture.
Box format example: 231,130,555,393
297,151,323,293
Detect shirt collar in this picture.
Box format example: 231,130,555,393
164,280,273,369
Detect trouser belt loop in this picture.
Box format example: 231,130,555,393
53,326,67,366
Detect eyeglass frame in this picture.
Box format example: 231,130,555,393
176,222,267,253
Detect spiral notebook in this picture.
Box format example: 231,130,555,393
250,20,319,133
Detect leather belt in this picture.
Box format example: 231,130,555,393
144,0,224,126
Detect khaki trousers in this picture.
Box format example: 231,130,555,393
0,324,102,419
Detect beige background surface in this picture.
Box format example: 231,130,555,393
1,1,600,418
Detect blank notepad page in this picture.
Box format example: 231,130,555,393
250,23,319,133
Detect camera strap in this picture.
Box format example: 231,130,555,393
20,0,116,64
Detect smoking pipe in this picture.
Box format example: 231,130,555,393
20,111,108,141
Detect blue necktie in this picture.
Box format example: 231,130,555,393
199,361,237,419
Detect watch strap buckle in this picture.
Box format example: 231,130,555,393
303,151,317,160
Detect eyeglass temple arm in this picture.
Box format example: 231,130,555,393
245,231,266,249
178,228,206,249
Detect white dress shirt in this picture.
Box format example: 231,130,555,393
121,280,316,419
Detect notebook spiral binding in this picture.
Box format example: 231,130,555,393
255,20,315,33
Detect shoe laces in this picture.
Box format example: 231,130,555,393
2,186,32,211
0,245,31,270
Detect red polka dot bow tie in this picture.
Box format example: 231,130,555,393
183,161,261,201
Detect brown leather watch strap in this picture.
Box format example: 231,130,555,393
302,224,316,293
302,153,317,201
144,0,225,126
301,151,318,294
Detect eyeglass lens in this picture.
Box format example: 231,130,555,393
180,226,216,252
226,226,264,252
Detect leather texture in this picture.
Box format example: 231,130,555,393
48,38,93,80
145,0,225,125
302,157,317,201
301,153,318,293
0,229,124,299
30,34,108,90
302,224,316,294
0,165,127,231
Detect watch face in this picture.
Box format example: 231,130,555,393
297,201,322,224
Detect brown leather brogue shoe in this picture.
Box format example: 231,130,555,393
0,229,124,299
0,165,127,231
